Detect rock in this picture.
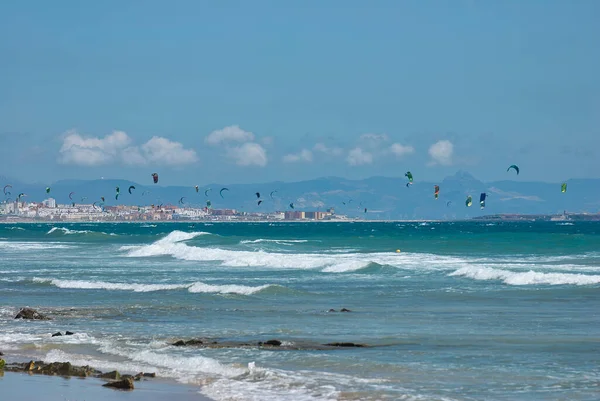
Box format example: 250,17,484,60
262,339,282,347
65,331,75,336
324,342,365,347
0,359,5,370
102,377,134,390
100,370,121,380
340,308,352,312
172,339,203,346
39,362,95,377
0,351,4,356
143,372,156,378
328,309,337,312
14,308,50,320
52,332,62,337
4,361,100,377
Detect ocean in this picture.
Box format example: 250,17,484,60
1,221,599,400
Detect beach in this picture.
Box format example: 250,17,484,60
2,221,600,400
0,371,206,401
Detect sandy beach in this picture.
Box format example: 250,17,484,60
0,371,208,401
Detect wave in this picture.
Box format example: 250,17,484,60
122,231,465,273
450,266,600,286
0,241,73,250
188,282,274,295
46,227,118,236
32,278,278,295
240,239,310,246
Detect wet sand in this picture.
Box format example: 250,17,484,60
0,371,210,401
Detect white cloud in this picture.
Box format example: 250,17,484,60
122,146,147,165
313,143,343,156
428,140,454,166
227,142,268,166
283,149,313,163
390,143,415,158
59,130,197,167
138,136,198,166
261,136,274,146
347,147,373,166
206,125,254,145
59,130,132,166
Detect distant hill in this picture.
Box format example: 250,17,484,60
1,172,598,219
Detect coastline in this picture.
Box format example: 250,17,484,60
0,218,443,224
0,370,208,401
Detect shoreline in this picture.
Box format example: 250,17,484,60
2,219,450,224
0,370,207,401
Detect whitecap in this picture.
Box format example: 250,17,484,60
450,266,600,286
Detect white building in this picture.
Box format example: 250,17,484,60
43,198,56,208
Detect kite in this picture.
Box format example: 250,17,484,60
480,193,487,209
507,165,520,175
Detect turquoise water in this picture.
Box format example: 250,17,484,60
1,222,599,400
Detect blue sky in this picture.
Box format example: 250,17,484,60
1,1,598,186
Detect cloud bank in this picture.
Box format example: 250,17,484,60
59,130,197,167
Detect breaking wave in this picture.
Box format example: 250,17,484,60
450,266,600,286
46,227,117,236
121,231,465,273
32,278,277,295
240,239,310,246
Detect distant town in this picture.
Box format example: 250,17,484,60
0,198,353,222
2,198,599,223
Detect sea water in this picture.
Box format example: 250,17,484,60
1,221,599,400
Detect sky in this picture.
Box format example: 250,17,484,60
1,1,599,186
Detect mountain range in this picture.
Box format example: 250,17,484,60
1,171,598,219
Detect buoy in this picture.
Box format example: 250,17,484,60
396,249,401,253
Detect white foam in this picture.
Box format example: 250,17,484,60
450,266,600,286
33,277,275,295
241,239,310,246
0,241,73,250
46,227,117,236
188,282,272,295
122,231,464,273
47,227,92,235
33,278,189,292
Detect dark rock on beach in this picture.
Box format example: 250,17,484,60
14,308,51,320
259,339,282,347
102,377,134,390
323,342,365,347
340,308,352,312
65,331,74,335
171,338,369,350
5,361,101,377
100,370,121,380
51,332,62,337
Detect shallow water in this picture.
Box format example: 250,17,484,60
1,222,599,400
